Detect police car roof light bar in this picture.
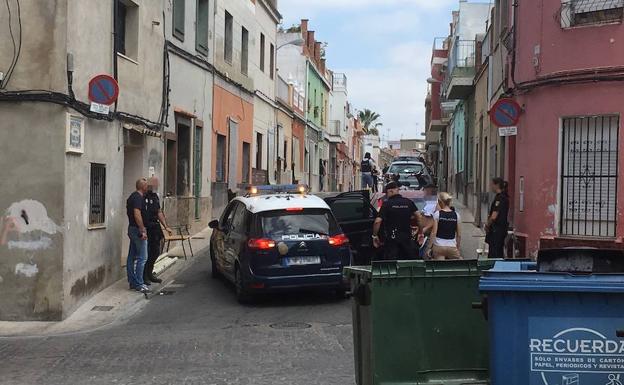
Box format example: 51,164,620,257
245,184,309,196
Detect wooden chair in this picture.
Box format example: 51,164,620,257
162,224,194,260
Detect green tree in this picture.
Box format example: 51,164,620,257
358,109,382,134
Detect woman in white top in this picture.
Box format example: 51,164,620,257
429,192,462,260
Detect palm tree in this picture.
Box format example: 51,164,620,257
358,109,381,133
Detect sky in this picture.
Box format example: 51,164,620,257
278,0,461,142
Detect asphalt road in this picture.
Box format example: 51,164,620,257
0,254,356,385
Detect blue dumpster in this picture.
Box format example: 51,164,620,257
480,258,624,385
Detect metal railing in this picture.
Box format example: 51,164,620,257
277,76,290,105
442,38,476,97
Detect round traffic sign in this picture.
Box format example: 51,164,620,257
88,74,119,105
489,98,521,127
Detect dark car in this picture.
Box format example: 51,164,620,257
384,161,434,189
209,190,351,303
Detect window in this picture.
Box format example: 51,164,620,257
329,198,369,222
293,136,300,174
231,203,248,234
115,0,138,60
216,134,227,182
241,26,249,75
224,11,233,63
561,0,624,27
196,0,209,54
176,120,192,196
173,0,185,41
89,164,106,225
269,43,275,79
255,132,263,169
560,116,619,237
495,0,510,36
221,202,238,228
259,209,339,238
193,125,203,219
260,33,265,72
242,142,251,183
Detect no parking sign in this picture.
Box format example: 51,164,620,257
489,98,522,133
88,74,119,114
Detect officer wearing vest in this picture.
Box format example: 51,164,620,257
429,192,462,260
360,152,376,190
372,181,419,260
144,177,172,284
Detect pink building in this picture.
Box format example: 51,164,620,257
511,1,624,254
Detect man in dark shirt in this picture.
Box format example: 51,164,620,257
143,177,172,285
372,182,419,260
126,178,149,292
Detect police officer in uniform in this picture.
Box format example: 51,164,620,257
144,177,172,284
372,181,419,260
485,177,510,259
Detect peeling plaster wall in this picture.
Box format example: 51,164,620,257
0,104,66,321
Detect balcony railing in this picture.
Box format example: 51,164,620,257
333,73,347,90
441,38,477,99
277,76,290,105
328,120,341,136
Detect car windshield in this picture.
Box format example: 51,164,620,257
388,163,423,175
259,209,339,239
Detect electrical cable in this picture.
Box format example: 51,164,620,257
1,0,16,89
3,0,22,89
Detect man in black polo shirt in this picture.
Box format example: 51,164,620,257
372,182,419,260
126,178,149,292
143,177,172,284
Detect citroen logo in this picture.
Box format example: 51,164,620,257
299,241,307,248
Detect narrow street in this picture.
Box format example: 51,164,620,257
0,255,355,385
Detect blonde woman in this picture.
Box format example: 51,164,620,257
429,192,462,260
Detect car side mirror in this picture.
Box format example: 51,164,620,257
208,220,219,229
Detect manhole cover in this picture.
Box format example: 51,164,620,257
269,322,312,330
158,290,176,296
91,306,114,312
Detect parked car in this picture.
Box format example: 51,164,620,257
384,161,434,189
209,185,351,303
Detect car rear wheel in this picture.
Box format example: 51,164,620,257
235,265,253,304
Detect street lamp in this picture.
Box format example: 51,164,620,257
277,38,305,50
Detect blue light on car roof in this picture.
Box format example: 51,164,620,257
246,184,309,195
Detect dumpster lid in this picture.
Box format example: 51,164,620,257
345,259,497,280
480,260,624,293
537,247,624,273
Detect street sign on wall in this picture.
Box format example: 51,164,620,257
88,74,119,105
499,126,518,137
490,98,521,127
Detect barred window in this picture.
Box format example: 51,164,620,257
89,163,106,225
560,116,619,237
560,0,624,28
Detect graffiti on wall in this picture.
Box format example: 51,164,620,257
0,199,61,251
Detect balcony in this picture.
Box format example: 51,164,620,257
327,120,342,143
442,39,476,100
333,73,347,91
277,76,290,106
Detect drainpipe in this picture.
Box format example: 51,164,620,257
112,0,119,113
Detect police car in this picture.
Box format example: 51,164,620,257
208,185,351,303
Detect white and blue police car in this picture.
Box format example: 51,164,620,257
209,185,352,303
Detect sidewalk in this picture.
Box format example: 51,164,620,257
0,227,212,338
454,202,487,259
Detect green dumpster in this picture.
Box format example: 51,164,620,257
345,259,496,385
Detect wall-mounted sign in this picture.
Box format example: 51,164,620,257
66,114,85,154
499,126,518,137
88,74,118,115
490,98,522,127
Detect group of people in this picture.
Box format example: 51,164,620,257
126,177,173,293
372,177,510,261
